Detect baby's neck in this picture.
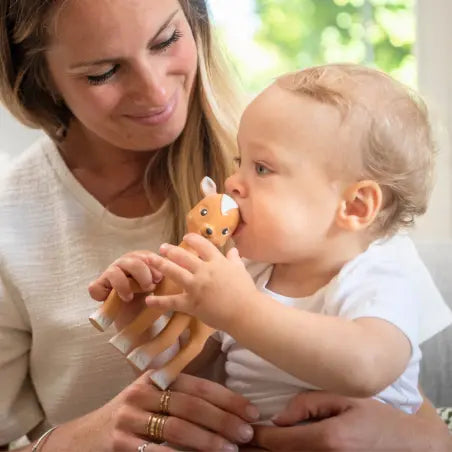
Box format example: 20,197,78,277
268,237,370,298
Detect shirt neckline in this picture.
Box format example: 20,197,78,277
40,135,170,231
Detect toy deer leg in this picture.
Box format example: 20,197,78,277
89,280,144,332
150,319,215,390
127,312,191,372
109,305,164,355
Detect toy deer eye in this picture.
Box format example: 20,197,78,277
222,228,229,235
200,208,208,216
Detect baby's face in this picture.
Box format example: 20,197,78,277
225,83,354,264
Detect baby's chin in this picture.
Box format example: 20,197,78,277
234,243,270,263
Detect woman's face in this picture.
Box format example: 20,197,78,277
45,0,198,151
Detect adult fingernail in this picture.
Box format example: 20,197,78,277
221,443,238,452
245,405,260,421
238,424,254,442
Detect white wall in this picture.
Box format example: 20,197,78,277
0,106,41,160
413,0,452,240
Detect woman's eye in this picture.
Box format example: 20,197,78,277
255,163,271,175
233,157,241,168
152,29,183,52
87,64,120,85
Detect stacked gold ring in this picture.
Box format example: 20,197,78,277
159,389,172,415
146,413,167,443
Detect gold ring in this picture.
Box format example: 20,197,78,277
159,389,172,415
146,413,168,443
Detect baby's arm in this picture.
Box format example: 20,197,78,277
144,235,414,398
226,293,411,398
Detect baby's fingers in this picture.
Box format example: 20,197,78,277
113,254,161,292
89,265,135,302
145,293,190,313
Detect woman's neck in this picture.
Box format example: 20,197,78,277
58,122,163,217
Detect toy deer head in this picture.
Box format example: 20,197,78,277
186,176,240,248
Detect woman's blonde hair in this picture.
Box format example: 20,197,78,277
277,64,436,237
0,0,243,243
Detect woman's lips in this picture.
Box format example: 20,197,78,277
124,92,177,126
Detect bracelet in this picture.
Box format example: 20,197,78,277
31,426,58,452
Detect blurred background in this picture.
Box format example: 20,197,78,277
209,0,416,93
0,0,450,239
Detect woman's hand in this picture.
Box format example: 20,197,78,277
251,391,451,451
46,371,258,452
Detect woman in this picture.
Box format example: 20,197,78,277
0,0,450,451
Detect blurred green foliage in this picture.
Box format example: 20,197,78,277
240,0,415,92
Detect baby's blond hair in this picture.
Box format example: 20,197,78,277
277,63,435,237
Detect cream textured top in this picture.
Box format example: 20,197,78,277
0,136,172,444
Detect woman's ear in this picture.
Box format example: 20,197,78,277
335,180,383,231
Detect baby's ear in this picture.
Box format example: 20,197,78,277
335,180,382,231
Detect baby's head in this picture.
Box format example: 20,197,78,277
227,64,435,264
276,64,435,237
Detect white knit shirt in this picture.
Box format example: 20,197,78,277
0,136,174,444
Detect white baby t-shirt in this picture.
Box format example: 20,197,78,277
220,236,448,421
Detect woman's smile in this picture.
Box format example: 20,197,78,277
123,90,178,126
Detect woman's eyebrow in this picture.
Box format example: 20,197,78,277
68,8,179,70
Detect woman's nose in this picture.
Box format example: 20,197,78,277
225,172,246,198
129,65,169,107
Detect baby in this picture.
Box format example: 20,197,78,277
91,64,435,421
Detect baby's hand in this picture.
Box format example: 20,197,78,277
145,233,258,331
88,250,163,302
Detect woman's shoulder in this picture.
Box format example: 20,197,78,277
0,135,56,197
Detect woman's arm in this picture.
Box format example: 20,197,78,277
251,391,451,452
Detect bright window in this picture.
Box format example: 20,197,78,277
209,0,415,93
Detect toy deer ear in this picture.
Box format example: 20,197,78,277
200,177,217,197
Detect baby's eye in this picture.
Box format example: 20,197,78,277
222,228,229,235
255,163,271,175
200,208,208,216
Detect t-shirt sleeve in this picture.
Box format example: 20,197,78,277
325,259,421,351
0,271,43,444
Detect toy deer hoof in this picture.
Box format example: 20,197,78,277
149,369,172,390
127,347,153,371
109,333,134,354
88,310,113,332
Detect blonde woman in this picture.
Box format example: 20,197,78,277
0,1,450,451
